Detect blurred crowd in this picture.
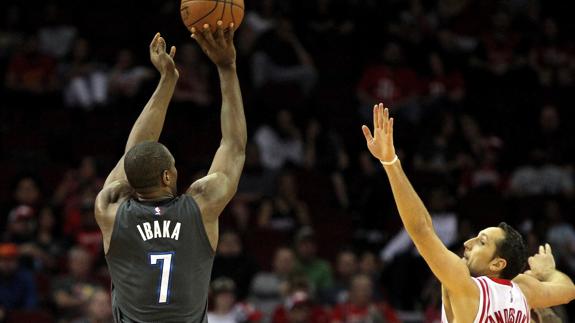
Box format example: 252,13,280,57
1,0,575,322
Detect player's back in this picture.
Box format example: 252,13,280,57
442,276,531,323
105,195,214,323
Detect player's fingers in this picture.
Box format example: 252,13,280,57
383,107,389,134
169,46,176,59
191,28,211,53
539,245,545,255
362,125,374,143
150,32,160,50
158,37,166,53
216,21,225,46
389,117,394,137
528,256,534,266
225,22,236,44
202,24,217,48
546,243,553,255
372,105,378,131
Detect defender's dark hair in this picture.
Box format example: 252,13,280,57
495,222,528,279
124,142,173,190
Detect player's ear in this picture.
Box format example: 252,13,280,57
490,257,507,274
162,170,170,185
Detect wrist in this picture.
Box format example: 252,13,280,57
217,62,237,72
380,155,399,166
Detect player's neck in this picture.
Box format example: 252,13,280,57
136,189,175,202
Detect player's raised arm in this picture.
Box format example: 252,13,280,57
515,244,575,308
103,33,179,187
95,33,179,252
186,22,246,223
362,103,476,295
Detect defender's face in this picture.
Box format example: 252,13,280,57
463,227,506,277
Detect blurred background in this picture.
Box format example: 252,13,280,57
1,0,574,322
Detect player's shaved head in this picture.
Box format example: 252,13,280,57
124,142,174,190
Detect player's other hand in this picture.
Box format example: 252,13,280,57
362,103,396,163
150,33,178,78
191,21,236,68
525,243,556,281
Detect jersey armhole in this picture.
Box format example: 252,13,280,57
106,199,128,256
185,195,216,256
472,277,489,323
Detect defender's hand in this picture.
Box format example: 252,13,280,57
362,103,396,163
150,33,178,78
525,243,556,281
191,21,236,68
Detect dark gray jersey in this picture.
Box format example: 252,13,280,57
105,195,214,323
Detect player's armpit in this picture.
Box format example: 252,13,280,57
412,227,477,295
514,273,575,309
95,180,133,230
104,156,128,187
186,172,234,223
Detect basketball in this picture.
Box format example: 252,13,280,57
181,0,244,33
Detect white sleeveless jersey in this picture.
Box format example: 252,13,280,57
442,276,531,323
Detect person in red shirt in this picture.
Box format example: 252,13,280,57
271,289,329,323
330,274,398,323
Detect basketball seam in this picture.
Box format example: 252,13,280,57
184,1,219,27
219,0,226,21
182,0,244,11
229,0,235,24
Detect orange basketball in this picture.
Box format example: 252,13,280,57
181,0,244,33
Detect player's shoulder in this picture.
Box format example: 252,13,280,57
96,180,134,210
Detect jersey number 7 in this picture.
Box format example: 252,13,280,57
149,252,175,304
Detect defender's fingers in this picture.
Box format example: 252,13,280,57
372,105,378,131
158,37,166,53
389,117,394,136
383,107,389,134
169,46,176,58
540,245,545,255
546,243,552,255
362,125,374,142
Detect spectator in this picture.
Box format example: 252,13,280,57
254,109,305,170
251,17,318,94
257,171,310,234
250,247,297,321
173,43,213,107
356,42,420,123
70,287,112,323
330,274,398,323
208,277,262,323
212,231,259,300
271,290,329,323
321,249,358,305
62,38,108,109
3,205,36,245
52,246,100,321
293,227,333,297
304,119,350,208
37,3,77,59
107,48,152,103
4,35,58,95
545,200,575,275
0,243,38,313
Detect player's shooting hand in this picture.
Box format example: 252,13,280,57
150,33,178,78
191,21,236,68
525,243,556,282
362,103,396,163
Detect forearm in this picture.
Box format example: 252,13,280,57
545,270,575,286
383,160,433,234
125,73,177,152
217,65,247,151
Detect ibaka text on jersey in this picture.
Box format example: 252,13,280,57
136,220,182,241
486,308,528,323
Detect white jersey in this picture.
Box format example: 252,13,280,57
442,276,531,323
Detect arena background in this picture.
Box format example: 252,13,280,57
1,0,575,322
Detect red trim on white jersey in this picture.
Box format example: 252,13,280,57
442,276,530,323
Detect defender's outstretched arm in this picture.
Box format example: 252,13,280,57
362,103,476,295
